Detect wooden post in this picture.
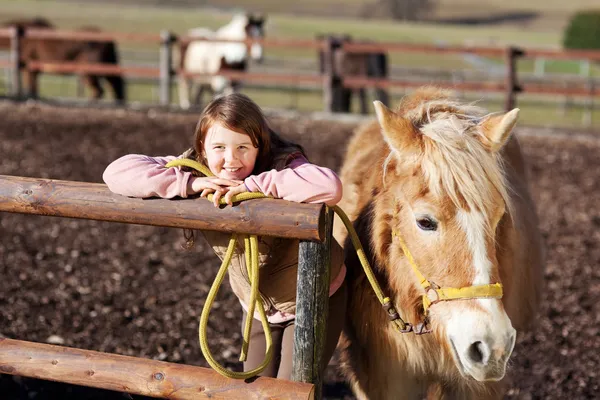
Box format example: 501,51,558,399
504,46,523,111
10,25,23,98
292,208,333,400
159,30,174,106
583,78,594,128
334,36,353,113
320,36,335,113
370,52,390,108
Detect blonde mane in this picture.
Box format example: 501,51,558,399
396,91,513,236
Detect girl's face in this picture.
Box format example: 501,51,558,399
203,123,259,180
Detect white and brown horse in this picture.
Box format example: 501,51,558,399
178,13,265,109
333,87,544,399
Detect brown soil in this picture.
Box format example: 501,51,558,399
0,101,598,399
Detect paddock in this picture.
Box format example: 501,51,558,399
0,101,598,399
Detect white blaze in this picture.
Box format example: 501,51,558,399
457,209,491,285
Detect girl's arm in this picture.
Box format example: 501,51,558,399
103,154,192,198
243,156,343,205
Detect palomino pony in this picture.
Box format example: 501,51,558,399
1,17,125,103
333,87,544,399
178,13,266,109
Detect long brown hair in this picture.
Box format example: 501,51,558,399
192,93,305,174
182,93,306,248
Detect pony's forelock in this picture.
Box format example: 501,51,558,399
395,97,513,236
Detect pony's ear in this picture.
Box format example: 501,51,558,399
478,108,519,152
374,101,417,154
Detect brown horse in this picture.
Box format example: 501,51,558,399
1,17,125,103
333,87,544,399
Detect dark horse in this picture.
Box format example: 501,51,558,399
318,34,389,114
1,17,125,102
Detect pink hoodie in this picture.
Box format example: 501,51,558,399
103,153,346,323
102,154,343,206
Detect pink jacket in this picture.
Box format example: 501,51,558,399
102,153,343,206
103,153,346,323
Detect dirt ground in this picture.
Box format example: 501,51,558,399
0,101,598,399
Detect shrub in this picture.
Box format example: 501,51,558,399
563,10,600,50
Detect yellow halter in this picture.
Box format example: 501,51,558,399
334,206,503,335
391,229,503,316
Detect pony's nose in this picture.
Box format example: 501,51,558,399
467,341,490,365
466,329,516,367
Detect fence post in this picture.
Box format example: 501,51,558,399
583,78,594,128
159,30,174,106
504,46,523,111
10,25,23,98
320,36,335,113
293,208,333,400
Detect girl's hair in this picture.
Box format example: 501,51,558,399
193,93,305,174
182,93,306,249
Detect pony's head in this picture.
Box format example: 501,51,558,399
372,88,519,382
243,13,266,63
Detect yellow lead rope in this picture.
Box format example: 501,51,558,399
166,159,273,379
167,158,504,377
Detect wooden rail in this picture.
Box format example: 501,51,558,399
0,338,314,400
0,174,332,399
0,175,325,241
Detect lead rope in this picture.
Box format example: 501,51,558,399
166,159,273,379
166,158,413,380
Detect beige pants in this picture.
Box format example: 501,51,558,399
241,280,348,380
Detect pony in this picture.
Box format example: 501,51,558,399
177,13,266,110
1,17,125,103
333,87,544,399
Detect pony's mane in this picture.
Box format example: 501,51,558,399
396,88,512,236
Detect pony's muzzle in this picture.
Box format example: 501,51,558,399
450,328,516,381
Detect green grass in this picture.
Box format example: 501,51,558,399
1,0,599,129
0,0,566,48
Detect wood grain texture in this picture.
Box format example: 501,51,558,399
0,175,325,241
292,208,333,400
0,338,314,400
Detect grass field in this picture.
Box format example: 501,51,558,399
0,0,598,129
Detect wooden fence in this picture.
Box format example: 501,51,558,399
0,26,599,114
0,174,335,400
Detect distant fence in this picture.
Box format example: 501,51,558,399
0,26,599,118
0,174,334,399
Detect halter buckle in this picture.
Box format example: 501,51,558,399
382,301,400,321
425,282,442,307
413,320,432,335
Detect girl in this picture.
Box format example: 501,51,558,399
103,93,347,380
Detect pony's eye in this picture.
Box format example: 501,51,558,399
416,217,438,231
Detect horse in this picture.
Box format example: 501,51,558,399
177,13,266,110
333,87,544,399
317,34,389,114
1,17,125,103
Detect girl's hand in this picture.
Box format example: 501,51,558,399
187,177,243,207
223,183,249,206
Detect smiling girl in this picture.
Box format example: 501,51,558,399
103,93,347,380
